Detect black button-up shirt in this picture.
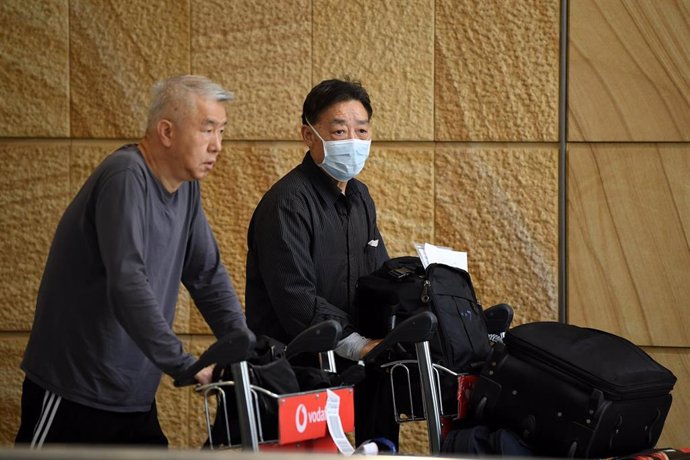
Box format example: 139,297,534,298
245,153,389,343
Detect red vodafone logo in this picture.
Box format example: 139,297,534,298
278,388,354,445
295,404,308,433
295,403,328,433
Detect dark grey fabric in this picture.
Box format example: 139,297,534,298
21,145,245,412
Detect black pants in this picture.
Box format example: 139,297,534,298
15,378,168,448
354,365,400,449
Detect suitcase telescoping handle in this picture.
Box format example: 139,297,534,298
173,327,256,387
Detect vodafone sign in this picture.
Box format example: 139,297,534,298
278,387,354,445
294,404,327,433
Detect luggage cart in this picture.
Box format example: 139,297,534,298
362,310,443,453
176,320,356,453
364,304,514,455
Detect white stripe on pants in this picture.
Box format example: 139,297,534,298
30,390,62,449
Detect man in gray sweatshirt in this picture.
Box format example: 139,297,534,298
15,75,246,447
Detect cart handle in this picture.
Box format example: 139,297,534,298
363,311,437,364
174,327,256,387
484,303,513,335
285,319,342,361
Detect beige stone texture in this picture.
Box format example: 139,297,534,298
569,0,690,142
1,0,689,451
568,144,690,346
313,0,435,141
193,141,306,332
0,142,71,331
358,143,435,257
435,145,559,324
187,336,215,448
0,1,69,137
69,1,190,138
399,421,430,456
191,0,311,141
157,335,215,448
156,336,192,448
435,0,560,141
646,347,690,449
0,336,27,445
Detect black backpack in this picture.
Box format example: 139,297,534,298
355,256,492,373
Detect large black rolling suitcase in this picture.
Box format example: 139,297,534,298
469,321,677,458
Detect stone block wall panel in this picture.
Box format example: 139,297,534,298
435,145,559,324
0,142,70,331
156,336,192,448
569,0,690,141
313,0,435,141
187,336,215,448
69,0,191,138
190,141,305,332
0,0,70,137
191,0,311,141
435,0,560,141
568,144,690,346
0,0,688,450
0,336,27,445
357,143,435,257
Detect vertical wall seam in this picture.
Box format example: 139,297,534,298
67,0,73,191
189,0,192,73
310,0,314,85
559,0,569,323
432,0,436,244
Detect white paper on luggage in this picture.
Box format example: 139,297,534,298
415,242,468,271
326,389,355,455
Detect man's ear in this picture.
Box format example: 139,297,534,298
301,125,313,149
157,119,174,148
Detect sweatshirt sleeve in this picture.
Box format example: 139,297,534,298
182,203,247,338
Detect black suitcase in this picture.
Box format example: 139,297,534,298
469,321,677,458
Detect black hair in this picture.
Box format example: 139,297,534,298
301,78,373,125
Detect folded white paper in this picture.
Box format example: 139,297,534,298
415,242,468,271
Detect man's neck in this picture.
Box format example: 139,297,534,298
138,138,180,193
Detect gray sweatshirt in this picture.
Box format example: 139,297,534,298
21,145,245,412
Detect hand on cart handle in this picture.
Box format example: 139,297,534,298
194,365,215,385
174,327,257,387
363,311,438,364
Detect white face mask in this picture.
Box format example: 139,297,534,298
306,120,371,182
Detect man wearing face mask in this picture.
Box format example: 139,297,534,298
245,78,397,446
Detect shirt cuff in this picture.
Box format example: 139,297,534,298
334,332,371,361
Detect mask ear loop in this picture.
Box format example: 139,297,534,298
305,119,326,143
305,119,329,164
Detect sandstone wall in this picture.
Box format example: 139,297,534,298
1,0,688,453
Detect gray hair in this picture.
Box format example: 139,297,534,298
145,75,234,133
